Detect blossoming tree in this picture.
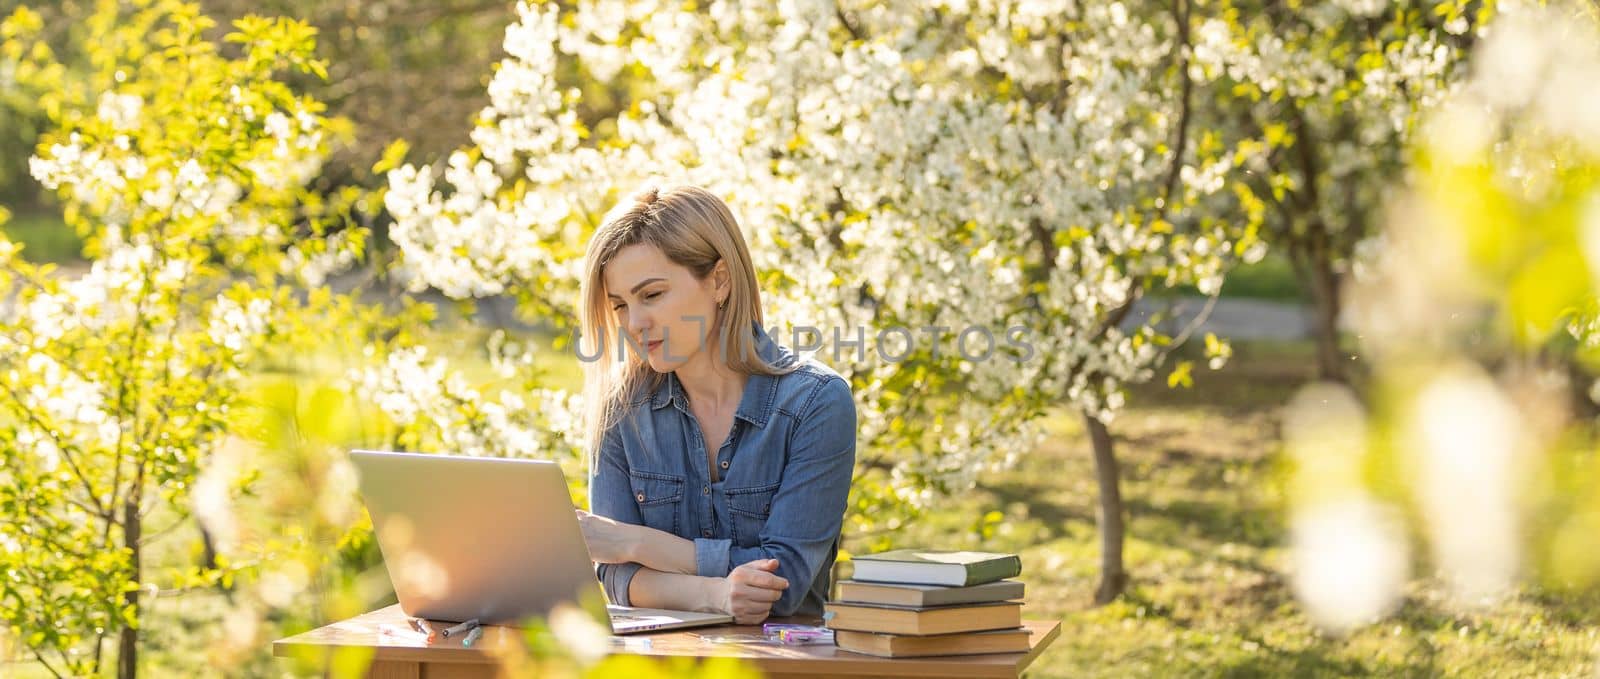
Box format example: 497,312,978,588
0,2,375,675
1190,0,1490,381
378,0,1260,602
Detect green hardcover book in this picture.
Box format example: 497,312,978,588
850,550,1022,587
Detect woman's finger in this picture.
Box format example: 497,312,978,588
746,572,788,590
737,585,783,603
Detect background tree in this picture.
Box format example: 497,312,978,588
378,0,1259,603
1191,0,1489,382
197,0,517,188
0,0,518,208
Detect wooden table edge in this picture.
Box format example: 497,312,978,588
271,616,1064,678
273,636,499,665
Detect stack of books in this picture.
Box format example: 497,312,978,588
825,549,1028,658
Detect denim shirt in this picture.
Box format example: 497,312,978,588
588,323,856,618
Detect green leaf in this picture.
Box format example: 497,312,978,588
372,138,410,175
1167,361,1195,389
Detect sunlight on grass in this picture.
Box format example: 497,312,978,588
849,347,1600,678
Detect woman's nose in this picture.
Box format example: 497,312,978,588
626,310,651,341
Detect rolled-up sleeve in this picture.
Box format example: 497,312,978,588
694,375,856,617
588,425,644,607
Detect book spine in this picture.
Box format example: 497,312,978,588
964,556,1023,586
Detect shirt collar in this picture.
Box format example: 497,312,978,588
649,322,790,429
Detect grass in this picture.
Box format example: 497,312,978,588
1217,252,1305,302
1,210,82,264
843,345,1600,678
5,329,1595,677
1155,251,1307,303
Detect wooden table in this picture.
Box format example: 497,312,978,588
273,604,1061,679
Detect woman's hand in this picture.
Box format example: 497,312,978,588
721,558,789,624
575,509,639,564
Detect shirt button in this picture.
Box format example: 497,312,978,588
702,530,712,537
720,460,729,469
702,485,710,495
635,492,645,502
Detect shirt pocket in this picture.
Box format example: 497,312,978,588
725,481,781,546
629,470,684,535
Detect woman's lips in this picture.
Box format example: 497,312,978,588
646,339,663,352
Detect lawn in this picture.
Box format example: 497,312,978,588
851,342,1600,678
4,336,1596,677
1158,251,1306,303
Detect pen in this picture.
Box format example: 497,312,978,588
413,618,438,643
461,625,484,648
442,618,480,638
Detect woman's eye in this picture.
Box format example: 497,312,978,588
612,303,626,311
644,291,661,301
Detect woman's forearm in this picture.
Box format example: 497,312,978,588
626,524,699,575
626,567,728,613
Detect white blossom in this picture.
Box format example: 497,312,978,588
380,0,1254,505
96,92,143,131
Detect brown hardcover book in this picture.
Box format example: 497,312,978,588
823,601,1022,636
834,627,1032,658
835,579,1024,608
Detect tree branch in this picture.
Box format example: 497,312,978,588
835,3,865,41
1169,288,1221,349
29,645,65,679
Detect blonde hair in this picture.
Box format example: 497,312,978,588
578,184,792,464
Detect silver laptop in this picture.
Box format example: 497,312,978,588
350,449,732,634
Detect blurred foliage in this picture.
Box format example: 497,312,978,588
864,360,1597,677
1378,1,1600,590
0,0,370,674
1287,0,1600,637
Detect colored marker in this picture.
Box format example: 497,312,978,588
414,618,438,643
442,618,480,638
461,625,484,648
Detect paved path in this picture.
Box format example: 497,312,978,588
1123,296,1318,342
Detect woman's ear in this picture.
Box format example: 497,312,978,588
712,259,731,304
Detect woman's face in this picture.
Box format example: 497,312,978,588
602,243,722,373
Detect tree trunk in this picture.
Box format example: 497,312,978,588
1083,411,1128,605
118,499,140,679
1307,247,1346,383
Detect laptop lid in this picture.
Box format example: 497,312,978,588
351,450,606,626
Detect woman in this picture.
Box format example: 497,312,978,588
574,185,856,624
